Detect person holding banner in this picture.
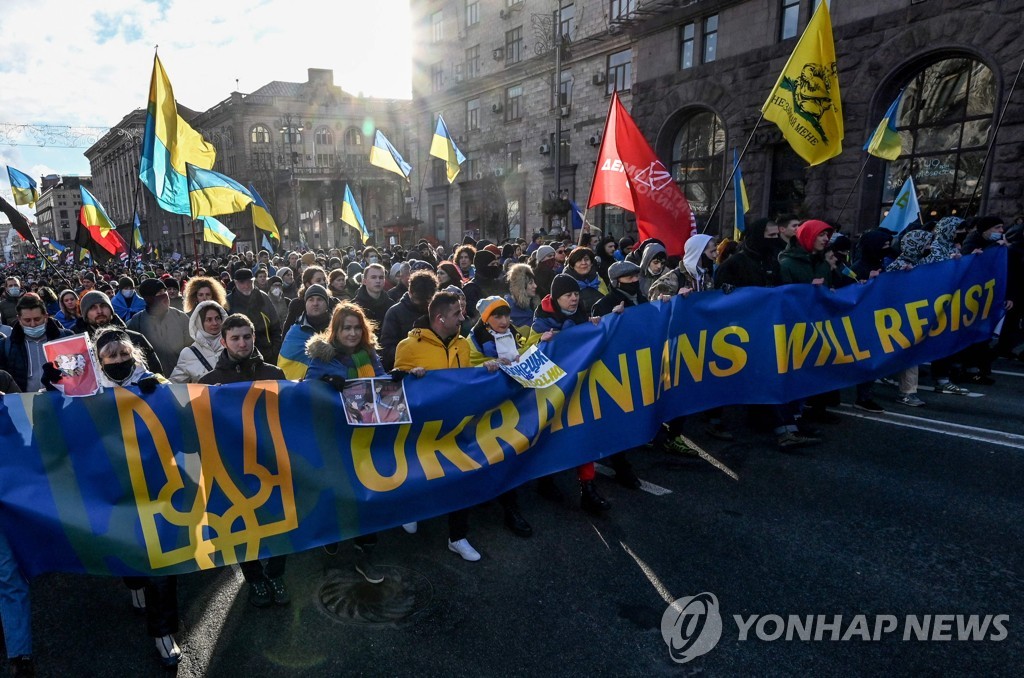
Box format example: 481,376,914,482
304,302,390,583
0,294,72,392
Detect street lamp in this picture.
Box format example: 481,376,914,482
280,115,304,248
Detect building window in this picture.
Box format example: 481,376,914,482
505,84,523,121
880,57,995,219
314,127,334,146
507,141,522,172
466,0,479,27
250,125,271,144
680,23,695,70
316,153,336,167
505,27,523,65
554,69,573,107
670,110,726,227
344,128,363,147
431,62,444,91
466,158,480,179
558,2,575,37
610,0,637,22
281,125,302,145
431,203,447,239
432,11,443,43
606,49,632,95
432,160,448,185
780,0,800,40
703,15,718,63
467,98,481,131
466,45,481,79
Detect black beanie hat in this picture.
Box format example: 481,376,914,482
550,274,579,301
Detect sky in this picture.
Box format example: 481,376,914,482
0,0,412,221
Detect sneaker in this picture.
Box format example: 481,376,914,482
155,635,181,667
248,579,272,608
503,507,534,537
967,373,995,385
354,553,386,584
896,393,925,407
934,382,970,395
401,522,418,534
267,576,290,605
776,432,820,450
448,538,481,562
854,399,885,413
130,587,146,614
703,423,735,441
664,435,698,455
322,542,340,556
876,376,900,387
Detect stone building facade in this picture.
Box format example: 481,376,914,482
35,175,89,245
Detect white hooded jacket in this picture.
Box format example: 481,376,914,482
168,300,227,383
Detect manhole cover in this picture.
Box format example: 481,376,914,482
316,566,433,627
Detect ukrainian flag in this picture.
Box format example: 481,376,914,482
429,114,466,183
733,149,750,241
248,183,280,240
80,187,117,236
139,55,217,215
200,216,236,248
262,232,275,253
132,212,144,249
7,166,39,207
864,89,904,161
369,130,412,181
341,184,370,243
186,164,254,218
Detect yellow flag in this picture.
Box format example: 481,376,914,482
761,1,843,166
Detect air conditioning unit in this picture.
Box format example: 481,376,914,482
608,24,623,35
539,143,551,155
494,168,505,177
592,72,606,86
560,105,571,117
588,133,603,146
474,171,484,180
491,102,503,114
492,47,504,60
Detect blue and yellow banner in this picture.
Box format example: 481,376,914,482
7,166,39,207
0,250,1006,577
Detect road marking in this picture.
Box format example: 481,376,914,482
992,368,1024,377
594,463,673,495
837,404,1024,450
620,542,675,605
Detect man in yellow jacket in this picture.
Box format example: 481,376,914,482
393,291,502,561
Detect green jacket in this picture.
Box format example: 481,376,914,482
778,240,833,287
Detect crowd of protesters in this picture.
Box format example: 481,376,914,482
0,211,1020,672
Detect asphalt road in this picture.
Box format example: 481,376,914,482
9,358,1024,677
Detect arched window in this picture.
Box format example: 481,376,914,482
881,57,995,219
250,125,270,144
670,110,725,228
344,128,363,147
315,127,334,146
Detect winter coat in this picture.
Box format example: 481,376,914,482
197,348,285,385
282,294,340,334
378,293,428,371
468,322,526,365
277,313,331,380
353,285,394,332
393,317,471,371
529,294,590,343
168,300,226,383
225,287,282,364
462,275,509,320
565,269,608,316
591,287,645,318
0,319,71,391
127,306,193,378
779,240,833,286
73,314,163,374
505,264,539,335
111,292,146,321
639,242,667,299
0,294,18,326
303,335,384,381
54,310,79,331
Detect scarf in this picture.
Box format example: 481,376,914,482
488,328,520,362
336,346,379,379
570,270,602,290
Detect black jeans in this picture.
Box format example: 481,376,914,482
124,575,178,638
240,555,286,583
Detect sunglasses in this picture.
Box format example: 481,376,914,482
556,249,566,254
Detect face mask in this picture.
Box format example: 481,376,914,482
23,324,47,339
988,232,1003,242
618,281,640,296
7,287,21,298
103,359,135,382
270,287,283,297
122,290,135,299
368,256,379,264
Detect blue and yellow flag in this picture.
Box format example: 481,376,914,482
864,89,904,161
262,232,275,253
879,176,921,235
761,1,843,166
369,130,413,181
7,166,39,207
79,186,117,237
341,184,370,243
201,216,236,248
186,164,254,218
248,184,280,240
132,212,144,249
733,149,750,241
139,55,217,215
428,114,466,183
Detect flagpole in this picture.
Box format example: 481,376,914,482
834,155,870,225
702,110,765,234
966,54,1024,216
583,93,618,245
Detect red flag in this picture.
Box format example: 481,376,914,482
587,92,695,257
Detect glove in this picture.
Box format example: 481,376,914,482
41,361,64,390
720,283,735,295
137,376,160,394
390,369,408,382
320,374,347,392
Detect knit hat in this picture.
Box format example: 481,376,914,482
483,244,502,257
550,274,579,301
475,295,510,323
474,249,498,271
268,275,283,287
795,220,834,252
80,290,112,315
304,284,330,302
118,276,134,289
137,277,167,299
301,252,317,266
607,261,640,285
443,284,465,298
535,245,556,263
232,268,253,281
408,259,435,273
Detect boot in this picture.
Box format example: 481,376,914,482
580,481,611,514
